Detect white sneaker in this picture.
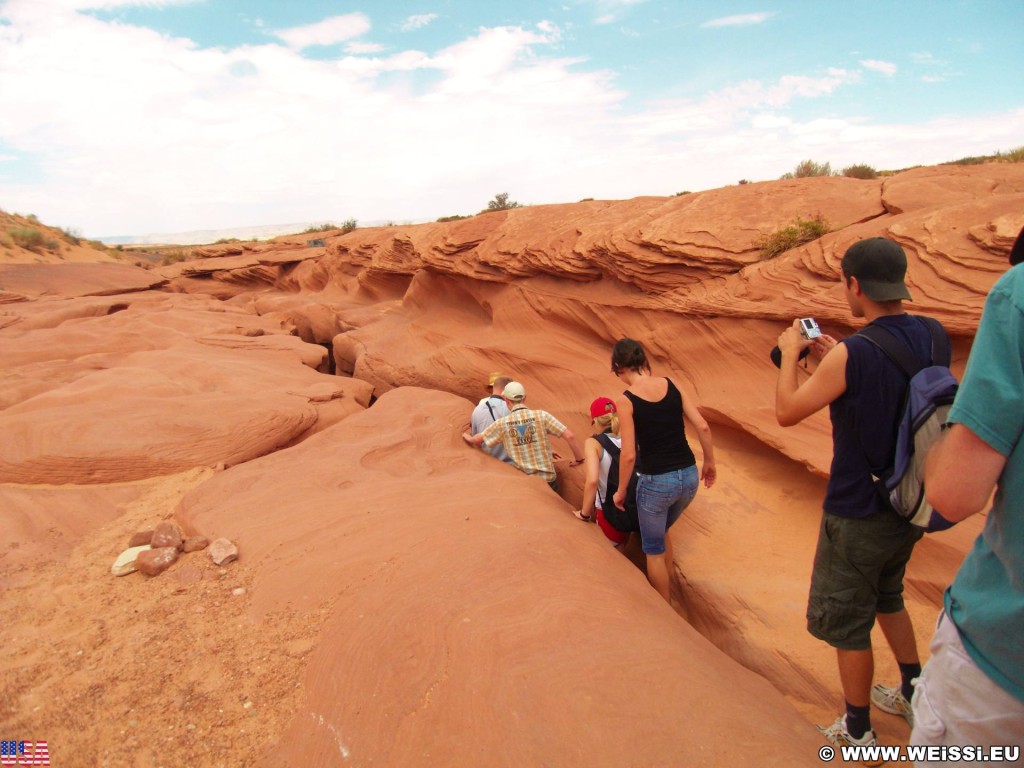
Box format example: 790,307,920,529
871,683,914,728
817,715,883,766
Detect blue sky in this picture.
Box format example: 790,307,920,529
0,0,1021,239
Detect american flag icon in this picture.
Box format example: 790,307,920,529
0,741,50,766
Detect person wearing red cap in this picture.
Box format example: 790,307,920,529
573,396,639,549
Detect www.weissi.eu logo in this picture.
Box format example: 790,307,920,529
0,741,49,766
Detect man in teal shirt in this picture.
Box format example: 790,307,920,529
913,226,1024,758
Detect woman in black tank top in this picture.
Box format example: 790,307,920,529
611,338,717,603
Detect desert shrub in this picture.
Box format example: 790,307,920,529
485,192,519,211
214,238,241,244
579,197,595,202
947,146,1024,166
436,214,470,222
8,227,44,251
58,227,82,245
160,249,193,266
738,179,751,185
302,223,335,234
674,190,691,196
948,155,989,166
996,145,1024,163
340,218,357,234
790,159,835,178
842,164,878,179
757,215,830,260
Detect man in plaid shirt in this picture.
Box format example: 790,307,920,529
463,381,585,491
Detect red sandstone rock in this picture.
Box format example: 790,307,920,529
128,530,155,548
151,522,183,551
209,538,238,566
183,536,210,553
0,164,1018,767
135,546,179,577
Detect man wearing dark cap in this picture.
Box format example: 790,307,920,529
910,225,1024,758
774,237,952,753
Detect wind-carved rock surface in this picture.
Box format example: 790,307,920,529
0,163,1021,767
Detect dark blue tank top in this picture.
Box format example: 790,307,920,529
824,314,949,518
624,378,697,475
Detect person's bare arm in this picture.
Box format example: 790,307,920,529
560,427,585,465
776,321,848,426
613,394,635,510
925,423,1006,521
681,389,716,488
462,431,484,447
576,437,603,520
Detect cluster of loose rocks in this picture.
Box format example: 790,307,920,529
111,521,238,577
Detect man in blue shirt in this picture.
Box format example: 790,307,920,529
470,372,512,463
911,227,1024,759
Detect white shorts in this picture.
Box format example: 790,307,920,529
910,611,1024,764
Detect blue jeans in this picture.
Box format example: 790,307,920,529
636,465,699,555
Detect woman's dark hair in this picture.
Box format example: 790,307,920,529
611,338,650,374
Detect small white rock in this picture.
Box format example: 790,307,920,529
111,545,153,576
232,587,246,596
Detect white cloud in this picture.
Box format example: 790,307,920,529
701,12,773,28
751,114,793,129
402,13,438,31
273,13,371,50
346,41,385,54
0,3,1020,238
590,0,646,25
860,59,897,76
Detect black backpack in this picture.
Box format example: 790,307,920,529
857,317,959,532
594,433,641,532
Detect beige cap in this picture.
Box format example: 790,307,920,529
502,381,526,402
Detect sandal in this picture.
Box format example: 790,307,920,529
572,508,592,522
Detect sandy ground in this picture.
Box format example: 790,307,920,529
0,469,324,768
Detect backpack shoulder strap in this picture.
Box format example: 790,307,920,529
593,432,620,457
856,315,949,379
856,325,918,379
918,315,951,368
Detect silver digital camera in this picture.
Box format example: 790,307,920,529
799,317,821,340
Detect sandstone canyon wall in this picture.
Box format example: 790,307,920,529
1,163,1022,767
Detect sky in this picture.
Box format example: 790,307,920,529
0,0,1022,240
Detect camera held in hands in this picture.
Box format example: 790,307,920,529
770,318,819,368
799,317,821,340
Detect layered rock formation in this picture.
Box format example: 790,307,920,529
1,163,1021,767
